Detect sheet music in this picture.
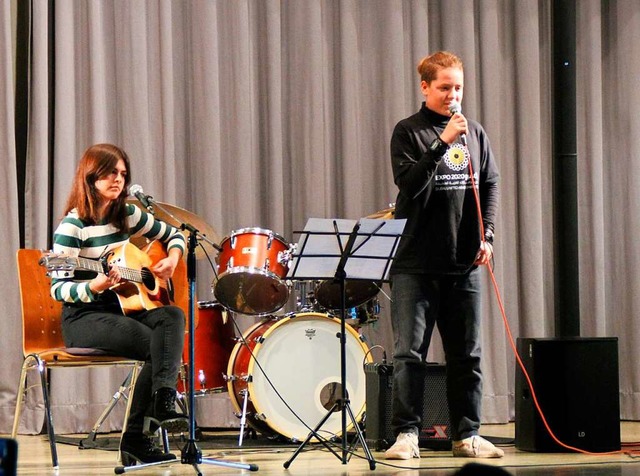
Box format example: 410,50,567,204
286,217,406,281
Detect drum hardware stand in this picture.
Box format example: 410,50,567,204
237,389,252,446
79,364,141,449
115,200,258,475
282,217,405,470
223,375,252,447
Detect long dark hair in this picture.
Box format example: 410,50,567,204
63,143,132,232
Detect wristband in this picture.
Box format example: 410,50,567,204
428,137,449,157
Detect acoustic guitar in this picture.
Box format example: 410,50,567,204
39,240,186,316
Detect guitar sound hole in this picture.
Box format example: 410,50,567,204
141,268,156,290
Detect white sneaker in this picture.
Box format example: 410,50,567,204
384,432,420,460
452,435,504,458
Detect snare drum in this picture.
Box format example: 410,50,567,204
214,228,291,315
226,312,371,441
178,301,236,394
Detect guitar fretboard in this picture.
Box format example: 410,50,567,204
73,256,145,284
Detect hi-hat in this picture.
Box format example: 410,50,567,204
127,199,220,259
366,204,395,219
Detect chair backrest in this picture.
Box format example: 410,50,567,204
16,249,65,355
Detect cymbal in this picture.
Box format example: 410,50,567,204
127,199,221,259
366,205,395,219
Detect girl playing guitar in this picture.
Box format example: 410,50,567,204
50,143,187,466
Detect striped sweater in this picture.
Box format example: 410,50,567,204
50,204,186,304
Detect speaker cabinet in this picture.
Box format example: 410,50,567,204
365,362,451,451
515,337,620,452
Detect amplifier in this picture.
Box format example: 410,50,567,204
364,362,451,451
515,337,620,452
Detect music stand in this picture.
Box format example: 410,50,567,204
283,217,405,469
115,203,257,475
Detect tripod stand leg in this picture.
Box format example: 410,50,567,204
283,403,342,469
344,402,376,469
201,458,258,471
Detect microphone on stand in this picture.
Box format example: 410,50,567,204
448,102,467,147
129,184,155,214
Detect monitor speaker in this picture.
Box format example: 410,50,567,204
515,337,620,452
364,362,451,451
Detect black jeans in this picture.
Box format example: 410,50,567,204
390,270,483,441
61,303,185,433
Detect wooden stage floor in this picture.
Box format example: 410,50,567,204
5,422,640,475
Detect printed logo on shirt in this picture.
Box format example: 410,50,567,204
443,143,469,172
435,142,475,191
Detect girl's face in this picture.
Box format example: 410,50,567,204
94,159,127,204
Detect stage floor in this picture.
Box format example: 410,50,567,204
5,422,640,475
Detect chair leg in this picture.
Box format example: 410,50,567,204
120,362,142,436
36,356,59,469
12,355,59,468
118,362,142,463
11,360,29,438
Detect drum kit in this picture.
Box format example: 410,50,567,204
133,199,395,443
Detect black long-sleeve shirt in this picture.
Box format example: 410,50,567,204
390,103,499,275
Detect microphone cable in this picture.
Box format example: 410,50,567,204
465,145,624,456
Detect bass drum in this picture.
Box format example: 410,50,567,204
226,312,371,441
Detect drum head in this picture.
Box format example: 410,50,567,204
247,313,370,441
314,280,381,310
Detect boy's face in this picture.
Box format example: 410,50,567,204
421,66,464,116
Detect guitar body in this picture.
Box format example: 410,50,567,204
108,241,186,315
41,241,187,316
140,240,188,317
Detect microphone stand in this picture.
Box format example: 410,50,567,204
115,202,257,475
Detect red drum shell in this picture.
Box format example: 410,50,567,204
214,228,290,315
178,301,236,394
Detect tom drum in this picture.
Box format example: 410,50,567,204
214,228,291,315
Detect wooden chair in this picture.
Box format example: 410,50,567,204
11,249,142,469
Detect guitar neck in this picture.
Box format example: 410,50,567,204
75,256,144,284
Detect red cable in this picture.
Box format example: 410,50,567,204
466,146,623,456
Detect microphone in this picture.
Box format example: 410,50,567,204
448,102,467,146
129,184,155,214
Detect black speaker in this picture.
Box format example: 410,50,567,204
0,438,18,476
515,337,620,452
364,362,451,451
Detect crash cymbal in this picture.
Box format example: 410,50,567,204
366,204,395,219
127,199,220,259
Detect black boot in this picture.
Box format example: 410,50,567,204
143,387,189,435
120,432,176,466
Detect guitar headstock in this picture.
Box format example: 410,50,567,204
38,252,78,274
